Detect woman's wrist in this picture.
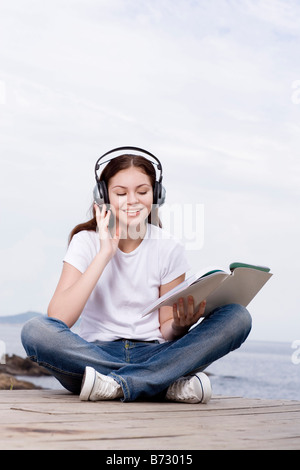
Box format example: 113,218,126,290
97,247,114,264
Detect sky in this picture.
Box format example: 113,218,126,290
0,0,299,342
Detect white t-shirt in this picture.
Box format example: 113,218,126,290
63,224,190,343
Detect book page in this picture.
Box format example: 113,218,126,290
141,271,229,316
204,267,273,315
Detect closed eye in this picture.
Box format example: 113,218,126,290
117,191,149,196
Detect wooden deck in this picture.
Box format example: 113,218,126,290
0,390,299,450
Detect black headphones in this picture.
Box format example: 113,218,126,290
93,146,166,206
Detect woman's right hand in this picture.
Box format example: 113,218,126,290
95,203,120,260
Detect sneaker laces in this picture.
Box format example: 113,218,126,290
167,375,199,401
93,374,122,399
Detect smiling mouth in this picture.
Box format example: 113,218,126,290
122,208,144,216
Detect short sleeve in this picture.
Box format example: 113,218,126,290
159,239,191,285
63,231,96,273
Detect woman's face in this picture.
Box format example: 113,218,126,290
108,166,153,231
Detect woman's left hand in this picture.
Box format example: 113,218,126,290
172,296,206,332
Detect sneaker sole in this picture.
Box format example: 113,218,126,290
79,366,96,401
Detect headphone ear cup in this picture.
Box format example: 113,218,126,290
93,181,109,205
159,185,166,206
153,182,166,206
100,181,109,204
93,184,103,205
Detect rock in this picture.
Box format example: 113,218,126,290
0,373,42,390
1,354,51,376
0,355,49,390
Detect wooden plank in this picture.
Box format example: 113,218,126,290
0,390,299,450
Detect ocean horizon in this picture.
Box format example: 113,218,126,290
1,323,299,401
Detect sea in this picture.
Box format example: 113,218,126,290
1,323,299,401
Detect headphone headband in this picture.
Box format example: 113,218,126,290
94,146,163,183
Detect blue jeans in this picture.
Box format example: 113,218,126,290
21,304,251,401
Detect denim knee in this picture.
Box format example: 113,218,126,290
228,303,252,343
21,316,64,357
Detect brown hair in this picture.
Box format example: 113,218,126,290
68,154,162,243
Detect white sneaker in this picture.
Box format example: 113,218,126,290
79,366,123,401
166,372,212,404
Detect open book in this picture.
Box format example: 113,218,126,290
141,262,272,317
